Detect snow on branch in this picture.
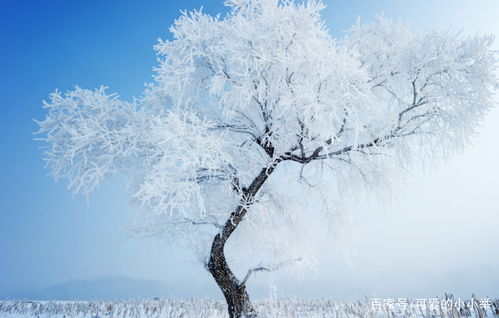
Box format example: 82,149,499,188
35,87,140,195
36,0,497,273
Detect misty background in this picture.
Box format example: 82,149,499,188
0,0,498,300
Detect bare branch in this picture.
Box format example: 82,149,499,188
240,265,272,287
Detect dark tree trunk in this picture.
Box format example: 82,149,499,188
208,233,257,317
207,163,278,318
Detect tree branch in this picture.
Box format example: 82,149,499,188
240,265,272,287
178,217,222,229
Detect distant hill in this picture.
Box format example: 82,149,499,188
1,276,220,300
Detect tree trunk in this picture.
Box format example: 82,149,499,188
208,233,257,318
207,163,278,317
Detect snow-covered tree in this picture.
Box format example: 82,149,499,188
36,0,497,317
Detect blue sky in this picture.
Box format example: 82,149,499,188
1,0,498,300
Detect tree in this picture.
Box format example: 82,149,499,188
36,0,497,317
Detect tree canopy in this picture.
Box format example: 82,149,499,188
36,0,497,306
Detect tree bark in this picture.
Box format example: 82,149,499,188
207,163,278,318
208,233,257,318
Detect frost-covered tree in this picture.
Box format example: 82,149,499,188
36,0,497,317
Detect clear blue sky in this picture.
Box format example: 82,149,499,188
1,0,498,300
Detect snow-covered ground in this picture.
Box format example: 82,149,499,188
0,297,497,317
